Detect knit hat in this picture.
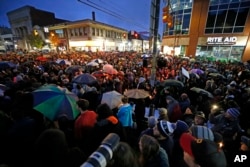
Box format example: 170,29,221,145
195,111,206,120
175,120,189,134
241,136,250,148
190,125,214,141
148,116,157,128
226,108,240,118
180,133,227,167
157,120,175,137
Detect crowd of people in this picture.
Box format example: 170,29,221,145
0,50,250,167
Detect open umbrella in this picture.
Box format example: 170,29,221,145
65,65,83,74
190,87,214,98
106,68,118,75
206,68,218,73
208,73,225,79
72,73,97,85
141,54,151,58
86,61,99,67
91,58,104,64
160,79,184,88
0,61,16,69
56,59,71,65
190,69,204,75
103,64,114,73
36,56,47,62
124,89,150,99
32,84,80,121
91,71,107,78
101,90,123,109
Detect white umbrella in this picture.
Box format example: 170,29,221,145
87,61,99,67
141,54,151,58
101,90,123,109
91,58,104,64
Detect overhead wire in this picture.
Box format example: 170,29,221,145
77,0,149,31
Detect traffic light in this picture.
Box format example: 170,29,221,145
167,15,173,28
134,32,138,38
162,5,169,23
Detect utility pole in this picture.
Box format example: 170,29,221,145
149,0,160,87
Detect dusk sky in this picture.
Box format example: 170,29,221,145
0,0,164,33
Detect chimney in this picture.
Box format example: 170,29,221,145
92,11,95,21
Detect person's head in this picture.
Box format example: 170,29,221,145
240,136,250,151
166,95,174,104
185,106,195,115
158,107,169,121
148,116,157,128
153,120,175,139
96,103,113,120
194,111,206,125
180,133,227,167
139,135,160,162
33,129,69,167
225,108,240,120
174,120,189,136
77,99,89,111
107,142,139,167
180,93,188,101
121,96,129,104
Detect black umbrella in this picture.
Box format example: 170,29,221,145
160,79,184,88
72,73,97,85
190,87,214,98
65,65,83,74
208,73,225,79
206,68,218,73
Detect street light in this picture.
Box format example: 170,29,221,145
34,30,38,36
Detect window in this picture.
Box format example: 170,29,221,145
100,29,103,37
79,27,83,36
163,0,192,36
205,1,250,34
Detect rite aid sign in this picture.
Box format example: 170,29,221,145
207,37,237,45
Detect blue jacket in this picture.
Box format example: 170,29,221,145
117,104,133,127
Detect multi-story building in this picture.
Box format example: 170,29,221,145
7,5,68,50
47,19,129,52
6,5,150,52
0,26,13,51
162,0,250,62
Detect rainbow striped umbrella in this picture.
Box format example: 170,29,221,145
32,84,80,121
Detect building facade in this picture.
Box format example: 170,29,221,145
162,0,250,62
48,19,127,52
7,5,67,50
48,19,149,52
6,5,150,52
